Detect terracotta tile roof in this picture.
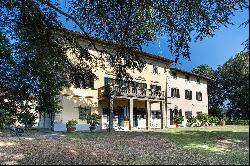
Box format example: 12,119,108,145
70,31,174,64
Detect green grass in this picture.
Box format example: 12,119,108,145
150,125,249,165
0,125,248,165
65,125,249,165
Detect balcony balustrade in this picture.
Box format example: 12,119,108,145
98,85,165,100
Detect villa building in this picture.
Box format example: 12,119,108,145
38,34,209,131
166,68,209,127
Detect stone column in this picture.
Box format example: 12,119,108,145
146,100,151,130
161,101,166,129
129,98,133,130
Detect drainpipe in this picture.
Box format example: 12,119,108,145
165,69,169,128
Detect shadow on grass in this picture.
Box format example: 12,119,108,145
0,127,249,165
149,130,249,152
64,127,249,164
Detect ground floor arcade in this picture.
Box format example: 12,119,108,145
99,98,166,131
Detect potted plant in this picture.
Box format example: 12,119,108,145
187,116,197,127
66,119,78,133
86,113,101,132
174,115,184,127
220,119,226,126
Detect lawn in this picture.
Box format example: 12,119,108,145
0,125,248,165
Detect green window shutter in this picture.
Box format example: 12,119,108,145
104,77,109,86
118,79,122,87
179,109,182,116
89,79,94,90
135,81,139,88
144,83,147,89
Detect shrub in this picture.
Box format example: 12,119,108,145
225,118,249,125
196,113,209,126
66,119,78,128
86,113,101,127
209,116,219,124
187,116,197,127
187,116,197,124
174,115,184,124
0,109,17,129
17,111,37,128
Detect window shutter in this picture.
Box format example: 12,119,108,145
177,89,180,98
185,90,188,99
179,109,182,116
135,81,139,88
196,92,198,100
170,109,173,125
190,91,192,100
118,79,122,88
201,93,202,101
89,79,94,90
144,83,147,89
171,88,174,97
104,77,109,86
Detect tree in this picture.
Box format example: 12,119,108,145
192,64,223,118
0,32,36,128
218,51,249,119
0,0,248,117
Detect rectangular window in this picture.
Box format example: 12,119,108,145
151,85,161,91
83,79,94,89
196,92,202,101
185,75,190,81
197,78,201,84
172,72,177,79
153,65,158,74
196,112,202,116
152,111,161,119
185,90,192,100
185,111,192,119
79,106,91,120
171,88,180,98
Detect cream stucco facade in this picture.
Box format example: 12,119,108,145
166,68,209,127
38,36,209,131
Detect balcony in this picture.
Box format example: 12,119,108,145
98,85,165,100
147,89,165,100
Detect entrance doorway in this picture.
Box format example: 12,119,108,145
133,107,146,128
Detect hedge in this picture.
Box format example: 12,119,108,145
225,119,249,125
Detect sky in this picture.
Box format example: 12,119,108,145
142,10,249,71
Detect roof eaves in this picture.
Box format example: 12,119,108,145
70,31,174,64
170,68,212,80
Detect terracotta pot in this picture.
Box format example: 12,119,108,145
89,125,96,132
67,127,76,133
221,120,225,126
